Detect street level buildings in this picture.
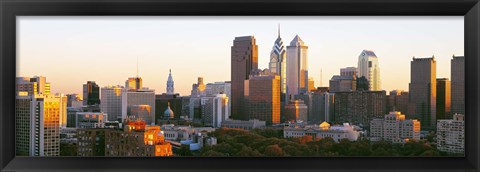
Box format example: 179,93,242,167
284,122,360,142
370,111,421,143
437,113,464,154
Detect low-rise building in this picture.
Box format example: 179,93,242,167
75,112,108,128
221,119,266,130
283,122,360,142
369,111,420,143
437,113,464,154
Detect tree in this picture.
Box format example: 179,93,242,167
202,150,224,156
264,144,284,156
356,76,369,91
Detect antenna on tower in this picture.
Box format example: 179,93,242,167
278,23,281,38
136,58,139,77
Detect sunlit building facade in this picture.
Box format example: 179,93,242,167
16,76,51,96
244,70,280,125
286,35,309,100
83,81,100,105
357,50,381,91
126,77,142,91
284,100,308,122
269,26,287,101
409,57,436,130
370,111,421,143
100,85,124,121
55,93,68,128
436,78,451,119
191,77,206,97
231,36,258,120
284,122,360,142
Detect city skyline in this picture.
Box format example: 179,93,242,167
17,16,463,96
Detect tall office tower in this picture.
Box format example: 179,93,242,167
16,94,61,156
370,111,421,143
55,93,68,128
200,94,230,127
386,90,409,115
451,55,464,115
341,67,357,77
191,77,206,97
269,25,287,102
333,90,386,127
16,76,51,95
284,100,308,122
308,77,315,92
100,85,124,121
409,57,436,130
437,113,464,154
126,77,143,90
129,105,152,124
166,69,175,95
244,69,281,125
231,36,258,120
357,50,381,91
436,78,451,120
83,81,100,105
329,75,357,92
121,88,156,124
286,35,309,100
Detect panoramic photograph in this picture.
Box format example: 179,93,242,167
16,16,464,157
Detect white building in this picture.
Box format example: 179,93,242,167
101,85,124,121
221,119,266,130
75,112,108,128
55,93,68,128
121,88,155,124
437,113,464,154
357,50,381,91
283,122,360,142
286,35,309,100
205,81,231,113
370,111,420,143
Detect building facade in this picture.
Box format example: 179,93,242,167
286,35,309,100
75,112,108,128
16,76,51,96
121,88,156,124
409,57,436,130
437,113,464,154
268,26,287,101
100,85,124,121
357,50,381,91
329,75,357,92
386,90,410,116
451,55,464,115
244,71,280,125
284,122,360,142
191,77,206,97
340,67,357,77
221,119,266,130
436,78,451,120
284,100,308,122
231,36,258,120
83,81,100,106
333,90,386,127
370,111,421,143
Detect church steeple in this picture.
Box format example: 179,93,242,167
166,69,174,95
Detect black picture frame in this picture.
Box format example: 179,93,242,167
1,0,479,171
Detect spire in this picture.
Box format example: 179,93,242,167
169,69,171,75
278,23,281,38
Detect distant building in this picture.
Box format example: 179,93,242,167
437,113,464,154
16,76,51,96
340,67,357,77
166,69,175,95
121,88,155,124
83,81,100,106
370,111,420,143
308,77,315,92
333,90,386,127
75,112,108,128
436,78,451,119
329,75,356,92
231,36,258,120
129,105,152,124
386,90,410,115
221,119,266,130
283,122,360,142
67,107,82,128
191,77,206,97
269,25,287,102
155,93,183,122
284,100,308,122
199,94,229,127
286,35,309,100
125,77,142,91
205,81,231,115
409,56,436,130
295,91,334,124
55,93,68,128
100,85,124,122
451,55,464,115
66,94,82,107
244,69,280,125
357,50,381,91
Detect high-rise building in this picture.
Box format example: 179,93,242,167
16,94,61,156
333,90,386,127
286,35,309,100
244,70,280,125
55,93,68,128
231,36,258,120
121,88,155,124
191,77,206,97
205,81,231,117
66,94,82,107
16,76,51,95
357,50,381,91
126,77,142,91
100,85,124,121
451,55,464,115
166,69,175,95
308,77,315,92
199,94,229,127
269,25,287,101
409,57,436,130
436,78,451,120
329,75,357,92
370,111,421,143
83,81,100,106
340,67,357,77
437,113,464,154
386,90,409,116
284,100,308,122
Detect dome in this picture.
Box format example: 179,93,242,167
164,102,174,119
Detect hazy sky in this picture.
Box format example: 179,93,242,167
17,16,464,96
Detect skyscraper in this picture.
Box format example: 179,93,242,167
409,57,436,130
100,85,124,121
166,69,175,95
126,77,143,90
121,88,156,124
83,81,100,105
269,25,287,101
451,55,464,115
231,36,258,120
286,35,309,100
357,50,381,91
244,69,281,125
191,77,206,97
16,76,51,96
436,78,451,120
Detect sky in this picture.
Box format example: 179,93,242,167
17,16,464,96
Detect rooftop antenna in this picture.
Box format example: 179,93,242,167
136,58,139,77
278,23,281,38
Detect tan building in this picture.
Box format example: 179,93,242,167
231,36,258,120
409,56,436,130
437,113,464,154
370,111,420,143
244,69,280,125
386,90,409,115
284,100,308,122
329,75,356,92
308,77,315,92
